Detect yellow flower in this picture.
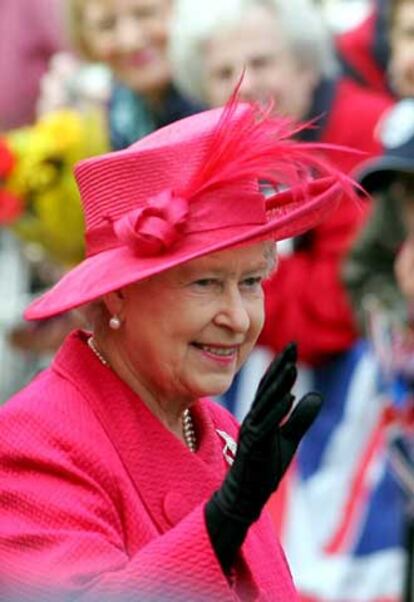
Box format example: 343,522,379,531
1,108,109,266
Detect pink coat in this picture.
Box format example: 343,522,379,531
0,330,297,601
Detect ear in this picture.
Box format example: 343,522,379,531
102,288,126,318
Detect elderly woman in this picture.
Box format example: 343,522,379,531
0,100,345,600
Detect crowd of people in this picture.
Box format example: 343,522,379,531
1,0,414,600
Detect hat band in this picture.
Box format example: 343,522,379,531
85,188,267,258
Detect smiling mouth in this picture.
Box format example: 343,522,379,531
192,343,238,357
124,50,156,67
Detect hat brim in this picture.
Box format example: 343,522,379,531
25,176,342,320
356,156,414,193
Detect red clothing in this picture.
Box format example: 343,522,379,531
259,78,394,365
0,330,297,601
336,8,390,96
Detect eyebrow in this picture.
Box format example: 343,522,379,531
182,261,270,278
242,262,270,273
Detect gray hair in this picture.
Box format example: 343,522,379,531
80,300,109,334
264,241,277,276
169,0,338,104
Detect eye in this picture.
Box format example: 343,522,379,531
131,7,158,20
193,278,218,288
212,66,234,82
240,276,263,290
92,15,117,33
250,55,272,70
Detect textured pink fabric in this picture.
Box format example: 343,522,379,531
0,330,298,601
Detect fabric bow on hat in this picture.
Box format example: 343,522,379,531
113,189,189,256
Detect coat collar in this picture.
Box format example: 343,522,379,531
53,330,232,533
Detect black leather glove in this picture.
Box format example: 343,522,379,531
205,343,322,572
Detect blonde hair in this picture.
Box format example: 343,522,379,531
64,0,92,58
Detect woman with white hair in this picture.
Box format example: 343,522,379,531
169,0,393,367
170,0,337,119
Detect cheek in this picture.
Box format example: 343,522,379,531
213,83,234,106
135,327,179,384
146,9,171,52
152,23,169,47
254,308,265,339
290,69,311,95
85,35,115,61
265,71,295,106
207,79,229,104
144,32,167,58
204,65,234,104
394,44,414,70
236,304,264,369
247,297,266,340
97,49,118,65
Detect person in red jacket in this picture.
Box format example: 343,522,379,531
170,0,394,368
335,0,391,95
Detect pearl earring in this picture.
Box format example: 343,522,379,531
109,315,121,330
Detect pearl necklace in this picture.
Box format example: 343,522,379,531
87,336,110,366
182,408,197,453
87,336,197,452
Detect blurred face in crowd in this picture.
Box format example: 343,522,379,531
389,0,414,97
80,0,172,100
203,4,318,120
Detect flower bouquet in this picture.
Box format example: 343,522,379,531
0,108,109,267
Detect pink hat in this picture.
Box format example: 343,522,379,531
25,101,347,320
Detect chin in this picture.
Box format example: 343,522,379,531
124,72,170,98
194,376,235,399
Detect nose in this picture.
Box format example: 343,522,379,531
116,17,145,52
214,287,250,334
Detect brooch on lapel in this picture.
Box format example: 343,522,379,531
216,429,237,466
